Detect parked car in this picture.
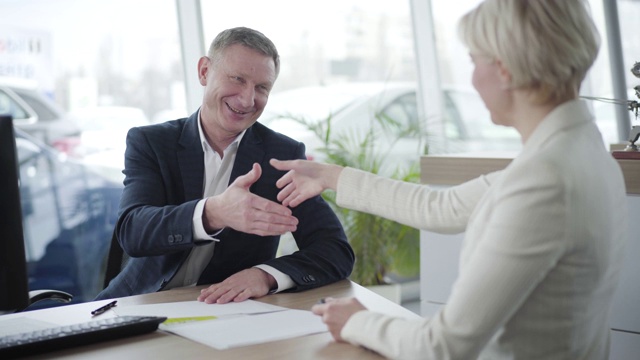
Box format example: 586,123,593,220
0,77,81,149
15,127,123,309
260,82,522,174
53,106,151,185
69,105,150,157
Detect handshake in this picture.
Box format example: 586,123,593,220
202,159,343,237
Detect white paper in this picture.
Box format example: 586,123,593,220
113,300,287,318
160,309,327,350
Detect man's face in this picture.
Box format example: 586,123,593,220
199,44,277,141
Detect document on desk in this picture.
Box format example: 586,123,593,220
113,300,327,349
113,299,287,318
160,309,327,350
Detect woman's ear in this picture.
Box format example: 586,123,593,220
495,59,512,89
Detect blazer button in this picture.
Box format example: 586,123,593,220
175,234,183,243
168,235,175,244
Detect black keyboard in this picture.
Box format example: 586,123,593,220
0,315,167,358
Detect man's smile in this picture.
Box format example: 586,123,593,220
226,102,249,115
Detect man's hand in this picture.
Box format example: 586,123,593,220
270,159,343,208
197,268,276,304
203,163,298,236
311,297,367,342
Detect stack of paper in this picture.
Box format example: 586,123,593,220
114,300,327,350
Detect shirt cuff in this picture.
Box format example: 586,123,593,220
254,264,294,293
193,198,222,242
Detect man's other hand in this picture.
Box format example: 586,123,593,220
197,268,276,303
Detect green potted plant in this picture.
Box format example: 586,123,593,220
288,109,426,290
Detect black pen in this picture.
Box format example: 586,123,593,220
91,300,117,316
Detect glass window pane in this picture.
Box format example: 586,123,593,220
1,0,183,307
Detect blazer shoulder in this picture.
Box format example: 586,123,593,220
252,121,302,147
128,117,192,147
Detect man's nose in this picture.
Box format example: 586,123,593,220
238,85,256,108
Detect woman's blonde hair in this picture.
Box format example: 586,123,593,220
458,0,600,103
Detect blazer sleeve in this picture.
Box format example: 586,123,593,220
116,125,201,257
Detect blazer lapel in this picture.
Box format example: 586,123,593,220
178,112,205,200
230,125,265,185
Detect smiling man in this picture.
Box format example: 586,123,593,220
97,27,354,303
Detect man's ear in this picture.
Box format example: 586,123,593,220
495,59,512,89
197,56,210,86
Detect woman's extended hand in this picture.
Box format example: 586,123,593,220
270,159,344,207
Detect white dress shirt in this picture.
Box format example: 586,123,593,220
336,100,628,359
165,113,294,291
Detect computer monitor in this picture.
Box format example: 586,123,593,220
0,115,30,314
0,115,72,314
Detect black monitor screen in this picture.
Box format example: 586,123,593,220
0,115,30,313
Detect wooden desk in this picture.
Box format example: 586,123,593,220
6,280,419,359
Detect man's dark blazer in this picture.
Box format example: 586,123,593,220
96,111,354,300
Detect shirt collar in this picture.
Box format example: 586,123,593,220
197,109,246,154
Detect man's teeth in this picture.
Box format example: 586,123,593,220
228,103,246,114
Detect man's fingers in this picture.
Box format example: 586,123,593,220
233,163,262,190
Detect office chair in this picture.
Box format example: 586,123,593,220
103,229,129,289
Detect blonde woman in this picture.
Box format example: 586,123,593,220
270,0,628,358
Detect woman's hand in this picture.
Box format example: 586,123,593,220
311,297,367,342
270,159,344,207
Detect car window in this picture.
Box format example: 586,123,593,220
16,133,121,306
16,137,61,262
0,89,30,120
13,90,59,121
446,90,519,141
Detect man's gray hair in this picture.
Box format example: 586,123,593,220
208,27,280,77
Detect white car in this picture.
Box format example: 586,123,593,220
65,106,150,184
260,82,521,174
0,77,81,147
70,105,150,157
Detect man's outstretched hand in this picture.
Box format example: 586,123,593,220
203,163,298,236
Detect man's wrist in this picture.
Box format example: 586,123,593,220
257,268,277,290
202,197,224,232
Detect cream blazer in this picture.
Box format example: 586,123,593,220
335,100,628,359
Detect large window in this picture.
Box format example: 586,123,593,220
200,0,417,92
426,0,640,150
0,0,184,306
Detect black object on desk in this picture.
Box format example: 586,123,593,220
0,315,167,358
91,300,117,316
